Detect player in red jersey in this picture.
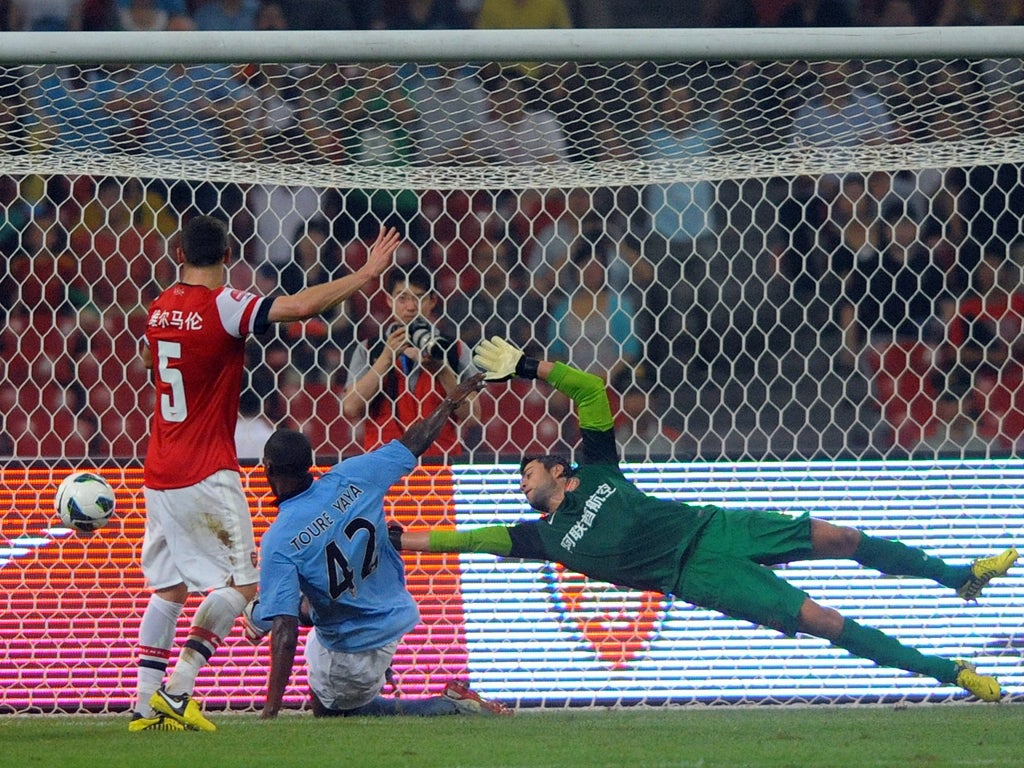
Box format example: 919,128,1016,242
130,214,400,732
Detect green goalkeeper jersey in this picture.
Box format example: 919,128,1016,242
504,363,715,595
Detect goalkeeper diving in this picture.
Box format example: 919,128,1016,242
393,336,1018,701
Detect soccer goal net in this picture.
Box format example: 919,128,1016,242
1,28,1022,713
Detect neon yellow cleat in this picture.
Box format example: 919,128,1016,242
150,686,217,732
128,712,192,732
957,547,1017,601
954,660,1002,702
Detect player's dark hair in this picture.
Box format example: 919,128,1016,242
181,214,229,267
263,428,313,476
519,454,577,479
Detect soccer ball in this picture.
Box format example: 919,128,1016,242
54,471,116,532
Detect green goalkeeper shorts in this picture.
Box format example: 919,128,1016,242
674,508,814,636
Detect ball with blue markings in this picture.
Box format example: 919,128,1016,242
54,471,116,533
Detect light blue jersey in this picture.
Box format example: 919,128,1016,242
257,441,420,653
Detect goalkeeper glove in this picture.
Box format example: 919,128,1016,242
473,337,539,381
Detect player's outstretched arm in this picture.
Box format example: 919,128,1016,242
398,372,485,457
262,615,299,719
473,337,613,432
267,226,401,322
399,526,514,556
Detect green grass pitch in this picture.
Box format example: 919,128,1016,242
2,704,1021,768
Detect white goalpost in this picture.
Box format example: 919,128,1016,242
1,27,1023,713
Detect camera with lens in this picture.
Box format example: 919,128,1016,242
407,317,457,367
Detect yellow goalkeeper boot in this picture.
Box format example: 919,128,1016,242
150,685,217,732
954,660,1002,702
956,547,1018,601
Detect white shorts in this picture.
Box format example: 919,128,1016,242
305,629,397,712
142,470,259,593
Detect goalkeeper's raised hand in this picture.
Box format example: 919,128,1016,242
473,337,539,381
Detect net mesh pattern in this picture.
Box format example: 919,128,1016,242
4,57,1024,463
2,43,1024,714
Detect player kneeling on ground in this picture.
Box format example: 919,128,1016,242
394,337,1017,702
247,372,510,718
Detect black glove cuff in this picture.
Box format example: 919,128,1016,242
388,523,404,551
515,356,540,380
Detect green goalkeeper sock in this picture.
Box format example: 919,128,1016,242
835,619,958,684
853,534,970,590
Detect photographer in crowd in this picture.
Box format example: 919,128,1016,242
341,265,480,458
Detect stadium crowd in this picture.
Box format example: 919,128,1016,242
1,1,1023,34
2,0,1024,462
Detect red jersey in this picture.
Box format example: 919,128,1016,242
948,293,1024,347
143,283,270,489
363,362,461,457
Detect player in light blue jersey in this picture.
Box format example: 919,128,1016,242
251,372,509,718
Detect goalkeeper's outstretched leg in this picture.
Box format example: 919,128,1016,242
806,519,1017,600
796,597,1003,702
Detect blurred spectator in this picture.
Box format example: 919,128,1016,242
642,77,722,264
697,0,758,27
473,0,571,29
331,63,423,240
235,388,275,461
103,35,254,161
340,264,479,458
615,384,683,460
104,44,254,213
914,388,989,456
275,0,383,30
403,63,490,164
809,174,883,287
249,184,324,266
750,0,795,25
446,234,540,351
533,63,613,163
0,74,31,155
255,0,288,29
246,337,294,422
837,201,948,372
115,0,188,25
544,243,642,390
81,0,121,29
192,0,258,31
8,205,90,318
277,217,339,295
384,0,469,29
30,65,122,155
117,0,171,29
68,408,110,458
0,175,32,259
9,0,82,30
69,177,171,311
274,217,357,379
962,0,1024,25
776,0,853,26
868,0,920,25
938,251,1024,399
641,77,723,374
789,61,900,152
525,187,593,297
466,72,568,164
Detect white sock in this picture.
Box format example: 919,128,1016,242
165,587,249,697
135,593,184,717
